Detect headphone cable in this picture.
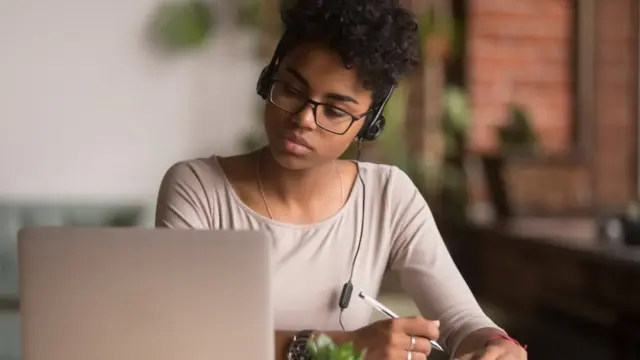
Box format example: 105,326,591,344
338,141,366,331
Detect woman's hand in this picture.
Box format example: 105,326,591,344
347,316,441,360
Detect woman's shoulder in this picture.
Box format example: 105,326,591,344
159,153,256,199
156,154,237,228
354,161,425,212
353,161,417,192
160,155,224,189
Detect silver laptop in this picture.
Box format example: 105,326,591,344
18,227,273,360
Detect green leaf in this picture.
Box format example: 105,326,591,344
443,86,469,133
497,103,538,154
308,338,319,354
315,334,336,349
308,334,367,360
149,1,216,51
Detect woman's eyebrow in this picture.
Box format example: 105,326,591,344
326,93,358,104
285,67,359,104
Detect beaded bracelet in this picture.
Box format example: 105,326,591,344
486,333,528,350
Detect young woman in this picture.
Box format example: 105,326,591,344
155,0,527,359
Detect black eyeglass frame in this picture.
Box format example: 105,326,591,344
267,80,374,135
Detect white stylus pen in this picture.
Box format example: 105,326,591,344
358,291,445,352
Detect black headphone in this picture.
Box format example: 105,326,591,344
256,34,395,142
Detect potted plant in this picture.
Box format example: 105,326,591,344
497,104,538,155
481,103,538,220
147,0,217,52
438,86,472,227
308,334,366,360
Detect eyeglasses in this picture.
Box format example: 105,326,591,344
268,80,370,135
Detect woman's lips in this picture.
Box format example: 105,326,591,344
282,137,312,155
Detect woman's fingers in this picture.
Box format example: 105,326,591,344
401,335,433,355
396,316,440,341
358,317,442,360
382,349,428,360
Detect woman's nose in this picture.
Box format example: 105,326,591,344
292,102,318,130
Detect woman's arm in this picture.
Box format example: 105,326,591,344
453,327,507,359
386,167,504,357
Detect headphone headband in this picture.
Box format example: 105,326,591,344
256,34,290,99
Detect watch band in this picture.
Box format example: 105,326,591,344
287,329,316,360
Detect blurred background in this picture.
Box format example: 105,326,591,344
1,0,639,359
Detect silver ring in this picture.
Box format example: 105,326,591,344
406,351,412,360
409,336,415,351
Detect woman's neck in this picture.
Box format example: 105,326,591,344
256,148,337,205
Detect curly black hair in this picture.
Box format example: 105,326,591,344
279,0,420,103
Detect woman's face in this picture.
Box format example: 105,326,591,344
263,42,374,170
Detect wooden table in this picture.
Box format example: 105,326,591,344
465,217,640,360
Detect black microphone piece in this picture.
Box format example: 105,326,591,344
339,281,354,309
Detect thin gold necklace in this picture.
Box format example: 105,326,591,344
256,151,344,220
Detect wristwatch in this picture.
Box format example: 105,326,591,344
287,329,315,360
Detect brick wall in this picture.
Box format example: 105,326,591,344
467,0,575,154
467,0,639,214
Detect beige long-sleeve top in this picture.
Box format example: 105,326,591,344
155,156,500,355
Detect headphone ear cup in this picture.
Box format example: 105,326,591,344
368,116,386,140
256,66,271,99
360,115,385,141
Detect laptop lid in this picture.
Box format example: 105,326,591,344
18,227,273,360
